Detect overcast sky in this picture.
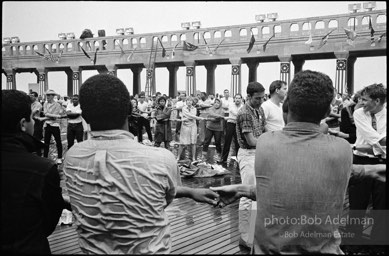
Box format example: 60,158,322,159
2,1,387,96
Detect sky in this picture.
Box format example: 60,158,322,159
2,1,387,97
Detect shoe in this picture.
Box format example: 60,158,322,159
230,156,237,161
56,158,63,165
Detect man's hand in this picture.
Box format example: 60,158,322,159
364,164,386,182
189,188,220,206
210,184,256,208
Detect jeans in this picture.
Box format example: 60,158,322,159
345,154,387,244
138,116,153,142
67,122,84,149
43,124,62,158
221,122,239,162
203,128,222,153
237,148,257,246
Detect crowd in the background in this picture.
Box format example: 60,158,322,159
2,72,386,254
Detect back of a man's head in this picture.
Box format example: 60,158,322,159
2,90,32,133
288,70,334,123
79,74,131,131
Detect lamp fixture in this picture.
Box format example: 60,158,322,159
66,33,75,39
116,28,125,35
58,33,67,40
267,13,278,21
363,1,376,11
125,27,134,35
11,36,20,43
192,21,201,29
3,37,11,44
348,3,361,13
255,14,266,22
181,22,191,30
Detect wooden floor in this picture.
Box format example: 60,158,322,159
47,128,374,254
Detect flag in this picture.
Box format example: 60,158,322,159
171,42,180,58
344,27,357,46
116,41,126,57
157,38,166,57
378,32,386,43
80,46,94,64
202,35,210,54
183,41,198,51
45,47,54,62
213,38,225,53
305,32,313,45
93,48,99,65
262,34,275,52
318,29,335,49
246,34,255,53
127,47,137,62
55,49,63,63
35,51,50,60
369,18,375,46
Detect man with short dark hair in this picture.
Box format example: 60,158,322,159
66,94,83,149
63,74,219,254
235,82,266,248
211,70,386,254
1,89,69,254
197,91,213,146
261,80,287,131
346,83,387,247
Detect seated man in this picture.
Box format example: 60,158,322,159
63,74,219,254
1,90,70,254
210,70,384,254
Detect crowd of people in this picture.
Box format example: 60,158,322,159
1,70,386,254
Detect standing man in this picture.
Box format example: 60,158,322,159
2,90,70,254
43,89,65,164
137,92,153,143
63,74,218,254
261,80,287,131
66,94,84,149
211,70,365,254
218,93,243,164
221,89,234,130
346,83,386,247
235,82,266,248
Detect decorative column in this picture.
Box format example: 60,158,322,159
229,58,242,96
35,69,48,96
184,61,196,96
69,67,82,95
205,64,216,95
334,51,349,95
346,56,357,94
278,55,292,85
292,59,305,74
246,60,259,82
106,65,117,77
4,70,16,90
144,65,156,97
167,65,178,97
130,66,142,96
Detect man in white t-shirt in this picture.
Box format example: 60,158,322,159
66,94,83,149
261,80,287,132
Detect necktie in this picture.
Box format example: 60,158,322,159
371,113,377,131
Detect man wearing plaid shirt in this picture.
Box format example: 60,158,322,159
235,82,266,249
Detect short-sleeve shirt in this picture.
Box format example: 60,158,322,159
66,103,82,124
206,106,224,131
43,101,63,127
261,100,285,131
64,130,181,254
236,103,266,149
